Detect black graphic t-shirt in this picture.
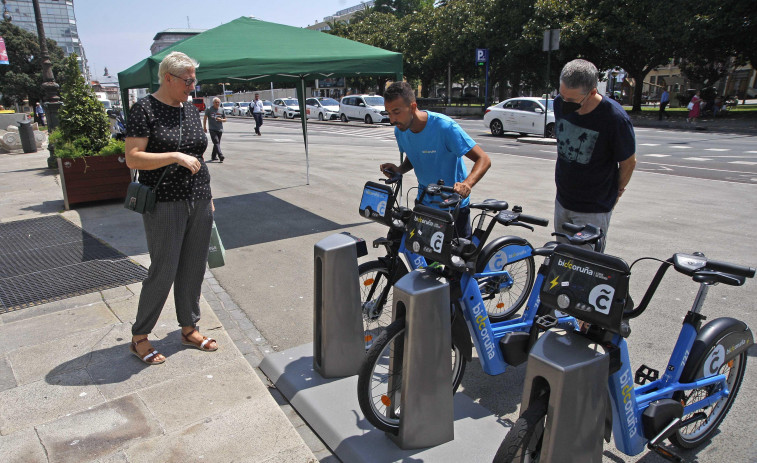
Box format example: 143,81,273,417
554,95,635,213
126,95,210,202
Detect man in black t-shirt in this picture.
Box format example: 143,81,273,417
553,59,637,252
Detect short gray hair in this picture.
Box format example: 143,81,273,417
560,59,598,94
158,51,199,85
212,97,221,103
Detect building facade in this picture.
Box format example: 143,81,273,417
307,1,374,32
2,0,88,77
150,29,204,55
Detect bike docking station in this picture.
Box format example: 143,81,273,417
312,232,367,377
388,268,454,449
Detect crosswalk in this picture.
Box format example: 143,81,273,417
312,126,396,142
641,146,757,167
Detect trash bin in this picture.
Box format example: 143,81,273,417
17,120,37,153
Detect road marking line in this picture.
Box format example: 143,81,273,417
644,154,670,157
539,150,554,154
747,151,757,154
641,161,757,174
704,148,730,152
639,143,660,146
683,157,712,161
670,145,691,149
730,161,757,166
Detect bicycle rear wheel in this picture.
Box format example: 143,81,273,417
669,351,747,449
478,245,535,322
493,393,548,463
356,317,466,434
358,260,406,350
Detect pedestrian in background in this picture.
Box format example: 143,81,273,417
553,59,637,252
35,102,46,126
687,90,702,123
251,93,264,136
659,88,670,120
203,97,226,162
125,51,218,365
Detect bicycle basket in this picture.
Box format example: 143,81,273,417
405,205,455,266
540,244,630,334
359,181,395,226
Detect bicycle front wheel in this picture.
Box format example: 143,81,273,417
478,245,535,322
356,317,466,434
670,351,747,449
493,393,548,463
358,260,406,350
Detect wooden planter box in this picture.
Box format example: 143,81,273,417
57,154,131,210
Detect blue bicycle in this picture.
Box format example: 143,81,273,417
358,172,536,349
494,244,755,462
356,182,603,434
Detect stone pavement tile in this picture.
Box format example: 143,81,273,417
0,302,120,355
0,427,47,462
124,400,316,462
0,368,105,435
36,394,162,463
0,355,16,392
100,285,134,304
7,325,116,386
0,291,103,325
90,329,237,400
137,357,268,432
97,450,130,463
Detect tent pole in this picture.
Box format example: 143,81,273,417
296,76,310,185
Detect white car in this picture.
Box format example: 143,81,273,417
483,97,555,138
234,102,250,116
221,102,236,116
339,94,389,124
306,97,340,121
262,100,273,117
271,98,300,119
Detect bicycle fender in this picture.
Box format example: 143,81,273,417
452,306,473,361
475,236,533,272
679,317,753,383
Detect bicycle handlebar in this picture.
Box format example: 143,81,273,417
519,214,550,228
706,259,756,278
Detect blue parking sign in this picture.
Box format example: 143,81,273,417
476,48,489,64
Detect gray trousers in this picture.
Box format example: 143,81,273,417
133,199,213,336
553,199,612,253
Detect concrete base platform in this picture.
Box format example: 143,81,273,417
260,343,510,463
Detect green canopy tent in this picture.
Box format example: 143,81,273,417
118,16,403,183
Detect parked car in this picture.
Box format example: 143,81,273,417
235,102,251,116
483,97,555,138
221,102,237,116
306,97,340,121
271,98,300,119
192,97,206,112
339,94,389,124
262,100,273,117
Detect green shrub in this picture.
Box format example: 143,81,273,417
56,53,111,156
98,138,125,156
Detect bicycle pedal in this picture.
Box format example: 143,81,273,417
635,364,659,385
535,314,558,331
647,443,685,462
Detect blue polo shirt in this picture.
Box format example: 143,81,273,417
395,111,477,207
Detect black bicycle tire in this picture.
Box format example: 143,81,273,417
357,317,467,434
477,245,536,322
493,393,549,463
358,260,407,350
669,350,747,449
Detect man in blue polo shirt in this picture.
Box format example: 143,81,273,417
553,59,637,252
380,81,491,238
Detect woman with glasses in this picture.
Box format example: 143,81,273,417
125,51,218,365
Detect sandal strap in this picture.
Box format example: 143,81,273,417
134,338,150,346
143,350,159,362
200,337,215,349
181,328,198,341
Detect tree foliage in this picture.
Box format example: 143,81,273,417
57,54,110,155
0,20,66,106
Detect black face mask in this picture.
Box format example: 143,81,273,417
561,99,582,115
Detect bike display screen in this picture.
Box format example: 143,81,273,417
359,181,395,226
405,206,454,266
540,244,630,334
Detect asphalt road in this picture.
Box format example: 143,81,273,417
211,116,757,462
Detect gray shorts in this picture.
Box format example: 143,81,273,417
553,199,612,252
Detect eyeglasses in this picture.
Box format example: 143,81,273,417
169,73,197,87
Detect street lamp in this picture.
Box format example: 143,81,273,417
30,0,62,168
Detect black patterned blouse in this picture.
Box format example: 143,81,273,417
126,95,210,202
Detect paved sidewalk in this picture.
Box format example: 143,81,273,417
0,149,318,463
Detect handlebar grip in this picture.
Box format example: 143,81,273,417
519,214,549,227
562,222,583,233
706,259,756,278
